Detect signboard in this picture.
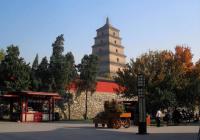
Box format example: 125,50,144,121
137,74,145,87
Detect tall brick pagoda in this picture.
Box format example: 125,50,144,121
92,18,126,78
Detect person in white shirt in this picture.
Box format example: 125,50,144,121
156,109,162,127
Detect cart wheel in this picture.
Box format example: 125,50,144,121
95,123,98,128
112,119,121,129
123,119,131,128
102,124,105,128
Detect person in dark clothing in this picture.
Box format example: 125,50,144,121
164,111,170,126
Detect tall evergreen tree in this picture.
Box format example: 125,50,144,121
48,34,77,119
49,34,65,94
30,54,39,91
32,54,39,71
38,56,51,91
49,34,77,97
0,45,30,92
60,52,77,119
77,54,98,120
64,52,77,89
0,49,5,93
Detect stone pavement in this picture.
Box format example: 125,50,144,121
0,121,199,140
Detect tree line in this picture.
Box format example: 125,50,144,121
0,34,98,120
0,35,199,117
115,46,200,114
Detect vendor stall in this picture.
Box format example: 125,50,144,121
0,91,61,122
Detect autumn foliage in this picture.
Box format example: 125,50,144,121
115,46,200,113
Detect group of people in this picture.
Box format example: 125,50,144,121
155,108,199,127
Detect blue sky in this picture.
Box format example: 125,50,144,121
0,0,200,64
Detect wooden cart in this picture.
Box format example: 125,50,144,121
93,112,131,129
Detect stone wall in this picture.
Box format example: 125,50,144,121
57,92,121,120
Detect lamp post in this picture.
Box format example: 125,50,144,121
137,74,147,134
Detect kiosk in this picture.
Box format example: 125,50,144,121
0,91,61,122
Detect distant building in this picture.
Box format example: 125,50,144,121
92,18,126,78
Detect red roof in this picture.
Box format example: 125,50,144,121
22,91,59,96
0,94,19,98
1,91,61,99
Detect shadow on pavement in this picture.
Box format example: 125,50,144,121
0,125,198,140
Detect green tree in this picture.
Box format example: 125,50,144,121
181,59,200,109
0,45,30,92
0,49,5,63
193,61,200,109
49,35,77,94
115,50,177,114
32,54,39,71
64,52,77,90
173,46,194,107
49,34,66,94
37,56,52,91
49,35,77,119
114,62,137,98
30,54,39,91
0,49,5,94
77,54,98,120
115,46,197,114
58,52,77,120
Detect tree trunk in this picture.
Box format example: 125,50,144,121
85,90,88,120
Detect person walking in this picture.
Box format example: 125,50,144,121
156,109,162,127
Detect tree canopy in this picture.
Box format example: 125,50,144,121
1,37,199,115
77,54,98,93
115,46,198,113
77,54,98,119
37,56,52,91
30,54,39,91
49,34,77,96
0,49,5,63
0,45,30,92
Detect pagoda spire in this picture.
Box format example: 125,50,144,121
106,17,109,25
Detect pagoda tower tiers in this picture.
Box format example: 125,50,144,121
92,18,126,78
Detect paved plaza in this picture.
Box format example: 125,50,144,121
0,121,199,140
